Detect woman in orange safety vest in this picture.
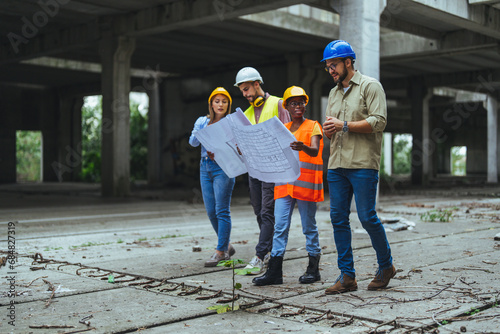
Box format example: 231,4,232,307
253,86,324,286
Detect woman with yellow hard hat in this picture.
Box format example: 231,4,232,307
253,86,324,286
189,87,236,267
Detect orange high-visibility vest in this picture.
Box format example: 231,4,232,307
275,119,324,202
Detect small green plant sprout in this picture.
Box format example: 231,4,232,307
441,320,449,325
207,259,255,314
420,208,453,222
466,307,480,316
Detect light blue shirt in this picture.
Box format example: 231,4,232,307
189,116,210,158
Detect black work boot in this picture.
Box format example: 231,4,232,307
252,256,283,286
299,254,321,284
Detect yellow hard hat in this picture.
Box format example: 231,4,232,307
208,87,232,105
282,86,309,109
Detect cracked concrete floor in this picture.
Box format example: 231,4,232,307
1,185,499,333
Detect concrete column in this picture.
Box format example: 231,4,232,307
41,90,59,182
486,95,498,183
383,132,392,176
311,69,328,122
335,0,386,79
422,90,433,185
99,32,136,197
409,77,425,185
147,80,161,186
286,54,300,87
73,98,83,179
0,129,16,183
334,0,386,208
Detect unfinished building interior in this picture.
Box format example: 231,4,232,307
1,0,499,196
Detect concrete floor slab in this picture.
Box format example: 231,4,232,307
139,307,376,333
0,256,118,305
1,186,499,333
438,304,500,333
277,249,499,328
2,287,221,334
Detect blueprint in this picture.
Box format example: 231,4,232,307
194,109,300,183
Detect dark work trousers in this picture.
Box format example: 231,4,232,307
248,175,275,260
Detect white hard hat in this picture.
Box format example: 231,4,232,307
234,67,264,87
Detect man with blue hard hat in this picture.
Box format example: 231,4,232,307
321,40,396,294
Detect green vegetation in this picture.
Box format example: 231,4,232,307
80,96,102,182
70,241,114,249
393,134,412,174
207,259,256,313
451,146,466,176
44,246,63,251
16,131,42,182
466,307,480,316
420,208,454,222
80,95,148,182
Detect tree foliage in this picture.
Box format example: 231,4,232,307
80,96,102,182
80,95,148,182
129,101,148,181
16,131,41,182
393,134,412,174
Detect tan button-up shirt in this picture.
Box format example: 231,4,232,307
326,71,387,170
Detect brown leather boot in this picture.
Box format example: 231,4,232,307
325,273,358,295
367,265,396,290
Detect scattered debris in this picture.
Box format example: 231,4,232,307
196,290,222,300
192,246,202,252
79,315,93,326
461,202,500,211
404,203,434,208
495,233,500,241
42,279,56,308
281,305,305,318
29,325,76,329
354,216,417,233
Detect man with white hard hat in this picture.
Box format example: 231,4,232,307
234,66,290,275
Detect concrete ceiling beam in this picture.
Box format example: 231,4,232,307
399,0,500,39
0,0,314,65
381,30,499,62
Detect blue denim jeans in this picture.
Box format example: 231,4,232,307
327,168,392,278
248,176,275,259
200,157,235,252
272,195,321,257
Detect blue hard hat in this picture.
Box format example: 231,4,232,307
321,40,356,62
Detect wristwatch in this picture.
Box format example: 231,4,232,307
342,121,349,133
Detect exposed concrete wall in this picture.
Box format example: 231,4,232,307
0,129,16,183
0,86,20,183
0,86,47,183
41,90,59,183
432,102,488,177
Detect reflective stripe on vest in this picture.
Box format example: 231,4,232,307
274,119,324,202
244,95,280,124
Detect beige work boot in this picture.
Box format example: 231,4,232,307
325,273,358,295
367,265,396,290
